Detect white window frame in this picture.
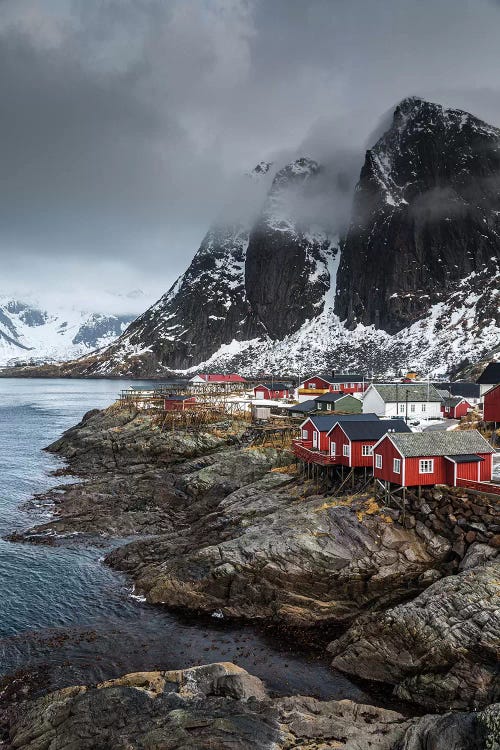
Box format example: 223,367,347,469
330,441,336,456
343,444,350,457
393,458,401,474
419,459,434,474
445,406,450,413
301,429,308,439
326,403,332,411
399,403,405,413
308,382,316,389
375,453,382,469
410,403,416,413
362,445,373,456
421,403,426,412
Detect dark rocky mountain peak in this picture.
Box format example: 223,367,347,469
335,97,500,333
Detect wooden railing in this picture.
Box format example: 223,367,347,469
456,478,500,495
292,440,337,465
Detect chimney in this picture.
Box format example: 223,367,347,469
331,369,336,378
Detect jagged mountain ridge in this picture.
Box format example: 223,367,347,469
19,97,500,378
0,298,134,366
335,96,500,333
85,158,339,375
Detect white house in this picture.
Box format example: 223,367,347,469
362,383,442,420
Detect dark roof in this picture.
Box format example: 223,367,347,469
257,382,289,390
329,373,366,383
433,382,480,399
288,399,318,413
370,383,442,402
442,396,467,408
385,430,494,458
315,392,352,402
165,394,194,401
308,413,379,432
336,419,411,441
445,454,484,463
476,363,500,385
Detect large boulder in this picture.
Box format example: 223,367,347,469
329,561,500,709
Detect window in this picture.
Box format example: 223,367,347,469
399,403,405,413
410,403,416,413
375,453,382,469
421,403,426,412
362,445,373,456
302,429,308,439
393,458,401,474
343,444,350,457
308,382,316,389
419,459,434,474
445,406,450,413
327,403,332,411
330,441,336,456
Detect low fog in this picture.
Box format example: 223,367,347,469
2,0,500,313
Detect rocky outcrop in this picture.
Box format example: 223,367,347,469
108,487,450,627
10,406,289,541
6,662,498,750
335,96,500,333
329,561,500,710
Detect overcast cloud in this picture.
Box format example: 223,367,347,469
2,0,500,314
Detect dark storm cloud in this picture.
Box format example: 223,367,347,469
2,0,500,310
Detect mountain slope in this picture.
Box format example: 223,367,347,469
0,298,133,366
9,97,500,378
335,96,500,332
80,158,339,375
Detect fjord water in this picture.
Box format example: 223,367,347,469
0,378,366,700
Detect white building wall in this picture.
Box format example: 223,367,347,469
362,387,386,416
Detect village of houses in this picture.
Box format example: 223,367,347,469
120,363,500,501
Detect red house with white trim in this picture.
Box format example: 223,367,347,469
164,395,197,411
254,382,290,400
484,384,500,423
440,396,472,419
328,419,410,467
372,430,494,488
295,414,379,462
298,373,368,401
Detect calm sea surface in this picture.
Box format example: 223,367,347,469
0,378,367,700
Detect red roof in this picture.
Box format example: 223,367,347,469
198,373,246,383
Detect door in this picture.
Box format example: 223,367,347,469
312,430,318,449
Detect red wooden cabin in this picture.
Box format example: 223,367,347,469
328,419,410,467
295,414,379,461
164,395,197,411
254,382,290,400
298,373,368,398
484,384,500,423
372,430,494,488
441,396,471,419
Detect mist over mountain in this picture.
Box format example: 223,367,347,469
38,97,498,380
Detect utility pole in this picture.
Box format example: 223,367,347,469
405,389,409,423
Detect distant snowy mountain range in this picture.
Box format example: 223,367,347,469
5,97,500,378
0,297,136,366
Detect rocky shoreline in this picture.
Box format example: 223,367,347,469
2,405,499,748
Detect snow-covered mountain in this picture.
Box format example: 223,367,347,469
0,297,134,366
9,97,500,378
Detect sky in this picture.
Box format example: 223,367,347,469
2,0,500,315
